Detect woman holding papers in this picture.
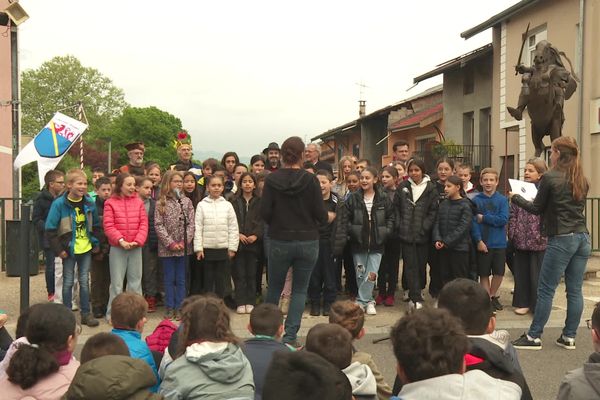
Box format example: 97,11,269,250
511,137,590,351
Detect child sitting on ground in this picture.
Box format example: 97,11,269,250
329,300,392,400
305,323,377,400
243,303,293,399
110,292,160,392
64,332,162,400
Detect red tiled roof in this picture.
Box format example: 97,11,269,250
389,103,443,131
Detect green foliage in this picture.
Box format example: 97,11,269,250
432,139,463,160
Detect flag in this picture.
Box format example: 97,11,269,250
14,112,88,189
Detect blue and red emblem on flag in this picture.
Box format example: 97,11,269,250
33,121,77,158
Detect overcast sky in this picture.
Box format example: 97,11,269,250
17,0,518,155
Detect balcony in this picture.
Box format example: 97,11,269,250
412,143,493,174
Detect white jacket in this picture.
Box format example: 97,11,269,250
343,361,377,398
194,196,239,252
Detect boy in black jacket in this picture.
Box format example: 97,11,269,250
137,176,160,313
91,177,112,318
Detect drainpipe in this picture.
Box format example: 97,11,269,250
576,0,585,152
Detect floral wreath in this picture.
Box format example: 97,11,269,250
173,131,192,149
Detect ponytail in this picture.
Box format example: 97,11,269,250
7,344,59,389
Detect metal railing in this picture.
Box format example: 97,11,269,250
412,144,493,174
586,198,600,252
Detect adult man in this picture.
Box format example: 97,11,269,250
392,140,410,166
119,142,146,176
305,143,333,174
169,132,202,179
263,142,281,172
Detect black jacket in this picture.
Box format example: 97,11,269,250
93,196,110,259
325,193,348,257
32,189,55,249
144,197,159,251
433,198,473,251
260,168,327,241
232,194,263,253
512,170,587,237
345,188,394,252
394,179,438,244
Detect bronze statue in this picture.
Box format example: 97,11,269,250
507,37,578,157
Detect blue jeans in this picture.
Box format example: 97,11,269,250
353,251,382,306
266,239,318,343
62,251,91,314
44,249,56,295
528,233,591,339
161,256,187,310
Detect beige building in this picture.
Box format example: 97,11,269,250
461,0,600,194
0,0,15,203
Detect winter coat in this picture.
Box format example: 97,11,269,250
346,188,394,252
159,342,254,400
343,361,377,400
112,329,159,392
146,319,178,354
154,196,195,258
433,198,473,251
144,197,159,250
104,194,148,247
62,355,162,400
352,351,393,400
194,196,239,253
243,337,292,400
557,352,600,400
45,193,101,257
470,191,509,249
231,195,263,253
32,189,56,249
93,196,110,260
330,194,349,256
1,357,79,400
508,203,547,251
394,178,438,244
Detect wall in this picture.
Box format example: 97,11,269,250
0,0,14,203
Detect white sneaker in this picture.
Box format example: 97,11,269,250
245,305,254,314
409,301,423,310
236,305,246,314
366,302,377,315
402,292,410,302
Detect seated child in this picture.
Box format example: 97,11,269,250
0,304,40,378
329,300,392,399
305,323,377,400
64,332,162,400
262,351,352,400
110,292,159,392
243,304,293,399
438,278,532,400
390,308,521,400
0,310,10,362
159,296,254,399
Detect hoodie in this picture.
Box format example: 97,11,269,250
159,341,254,400
260,168,327,241
470,191,509,249
392,369,521,400
343,362,377,400
557,352,600,400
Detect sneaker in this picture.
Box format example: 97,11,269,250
384,295,395,307
236,305,246,314
375,294,385,306
81,313,99,328
409,300,423,311
145,296,157,313
512,333,542,350
48,293,55,302
245,305,254,314
71,303,79,312
322,303,331,317
491,296,504,311
366,302,377,315
402,292,410,302
309,303,320,316
279,296,290,315
556,335,576,350
164,308,175,320
514,307,529,315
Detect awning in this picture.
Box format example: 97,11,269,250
388,103,443,132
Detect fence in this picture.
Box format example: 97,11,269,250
0,198,23,270
412,144,493,175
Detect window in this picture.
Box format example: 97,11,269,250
463,112,474,146
463,68,474,95
523,26,547,67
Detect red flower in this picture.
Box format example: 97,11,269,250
177,132,188,140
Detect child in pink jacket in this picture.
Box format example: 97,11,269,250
104,173,148,318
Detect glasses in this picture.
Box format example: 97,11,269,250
53,181,65,185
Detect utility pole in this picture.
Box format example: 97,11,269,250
10,18,20,218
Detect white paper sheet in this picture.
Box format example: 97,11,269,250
509,179,538,201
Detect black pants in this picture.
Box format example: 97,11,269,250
203,259,228,298
233,250,258,305
439,249,469,285
428,244,443,297
255,241,265,295
342,243,357,296
512,249,544,311
189,255,204,295
308,241,337,305
377,242,401,297
91,255,110,313
402,242,429,302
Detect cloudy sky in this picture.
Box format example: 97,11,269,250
17,0,518,155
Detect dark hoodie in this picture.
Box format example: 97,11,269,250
260,168,327,241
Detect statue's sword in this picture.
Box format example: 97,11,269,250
515,22,531,75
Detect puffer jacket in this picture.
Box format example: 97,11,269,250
32,189,56,249
394,178,438,244
154,196,195,258
330,194,349,256
62,355,162,400
104,194,148,247
433,198,473,251
508,203,547,251
144,197,159,251
345,188,394,252
194,196,239,252
146,319,178,354
231,195,263,253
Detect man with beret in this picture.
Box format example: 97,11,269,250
119,142,146,176
263,142,281,172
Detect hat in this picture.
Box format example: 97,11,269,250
263,142,280,155
124,142,145,152
173,131,192,149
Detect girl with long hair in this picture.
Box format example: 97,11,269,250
182,171,203,208
334,155,355,198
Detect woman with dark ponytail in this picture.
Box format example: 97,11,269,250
1,303,80,399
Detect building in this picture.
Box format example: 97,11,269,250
0,0,15,204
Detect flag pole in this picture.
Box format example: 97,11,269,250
77,101,84,169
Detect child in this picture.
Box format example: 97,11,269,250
231,172,263,314
154,170,195,319
182,171,203,208
345,167,394,315
90,176,112,318
88,167,105,201
159,296,254,399
104,173,149,318
194,175,239,298
340,170,361,297
433,175,473,285
334,156,355,198
79,332,129,362
305,323,377,400
471,167,509,311
376,166,401,306
232,163,248,190
329,300,393,400
45,168,101,327
0,303,80,399
457,163,477,194
250,154,266,174
395,159,438,309
344,170,361,199
309,170,347,316
110,292,160,392
244,304,293,399
222,151,240,181
182,171,204,295
145,162,162,200
508,158,547,315
137,176,161,313
392,161,406,182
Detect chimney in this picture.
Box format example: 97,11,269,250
359,100,366,117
